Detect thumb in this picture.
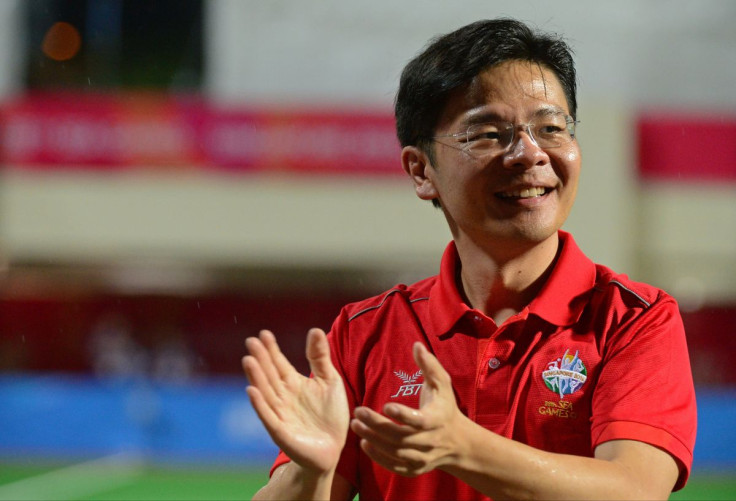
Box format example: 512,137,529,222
305,328,337,380
413,342,451,403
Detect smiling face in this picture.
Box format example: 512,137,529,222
404,60,581,254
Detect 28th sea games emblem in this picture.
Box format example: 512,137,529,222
542,349,587,398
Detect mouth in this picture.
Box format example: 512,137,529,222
495,186,553,199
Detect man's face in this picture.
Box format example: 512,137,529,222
419,60,581,251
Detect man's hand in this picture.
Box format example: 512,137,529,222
243,328,349,474
350,342,469,476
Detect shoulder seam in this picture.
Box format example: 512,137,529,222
347,289,430,322
607,279,652,308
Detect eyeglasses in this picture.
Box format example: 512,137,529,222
430,112,579,157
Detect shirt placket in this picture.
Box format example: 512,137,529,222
472,313,520,435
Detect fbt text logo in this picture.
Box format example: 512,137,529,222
390,370,423,398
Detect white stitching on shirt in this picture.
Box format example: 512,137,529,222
607,280,651,308
347,289,430,322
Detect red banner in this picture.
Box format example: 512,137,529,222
0,92,403,176
637,112,736,182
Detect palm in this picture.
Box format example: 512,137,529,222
265,365,348,470
244,329,349,473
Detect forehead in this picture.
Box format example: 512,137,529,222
438,60,570,128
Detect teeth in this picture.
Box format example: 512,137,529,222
499,187,547,198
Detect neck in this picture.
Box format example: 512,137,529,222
455,233,560,325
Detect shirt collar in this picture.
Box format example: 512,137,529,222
530,230,596,326
426,231,596,337
427,241,470,338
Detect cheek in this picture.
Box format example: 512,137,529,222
432,156,479,195
562,147,580,163
555,147,581,185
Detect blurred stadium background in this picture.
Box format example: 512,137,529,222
0,1,734,499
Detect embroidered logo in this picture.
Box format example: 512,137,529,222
539,400,577,419
390,370,423,398
542,349,587,398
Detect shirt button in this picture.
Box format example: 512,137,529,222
488,357,501,370
473,315,482,323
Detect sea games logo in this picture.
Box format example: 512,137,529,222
542,349,587,399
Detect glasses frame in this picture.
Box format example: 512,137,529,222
430,114,579,158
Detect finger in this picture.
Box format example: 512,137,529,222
242,354,283,410
352,418,435,460
305,328,337,381
413,342,452,393
258,330,296,381
245,385,287,445
383,401,431,430
351,407,414,444
359,438,416,477
245,385,278,426
356,405,436,451
245,333,284,390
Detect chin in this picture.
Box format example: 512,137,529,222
492,215,562,244
510,229,558,246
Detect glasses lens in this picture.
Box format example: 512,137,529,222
436,114,577,157
464,122,513,155
532,114,576,148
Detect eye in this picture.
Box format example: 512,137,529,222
472,131,501,141
535,113,570,137
466,123,506,143
538,124,565,135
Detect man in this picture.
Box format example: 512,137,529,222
242,18,697,500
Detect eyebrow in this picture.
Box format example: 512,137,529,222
532,106,568,118
461,105,568,127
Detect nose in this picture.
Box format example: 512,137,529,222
502,126,550,169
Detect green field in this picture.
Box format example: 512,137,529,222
0,460,269,500
0,460,733,500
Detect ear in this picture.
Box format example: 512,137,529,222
401,146,439,202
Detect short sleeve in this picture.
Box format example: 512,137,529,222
328,309,362,488
590,297,697,491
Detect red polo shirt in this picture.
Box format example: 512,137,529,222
271,231,697,500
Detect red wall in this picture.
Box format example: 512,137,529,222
1,292,733,386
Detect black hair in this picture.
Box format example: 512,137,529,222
395,18,577,152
